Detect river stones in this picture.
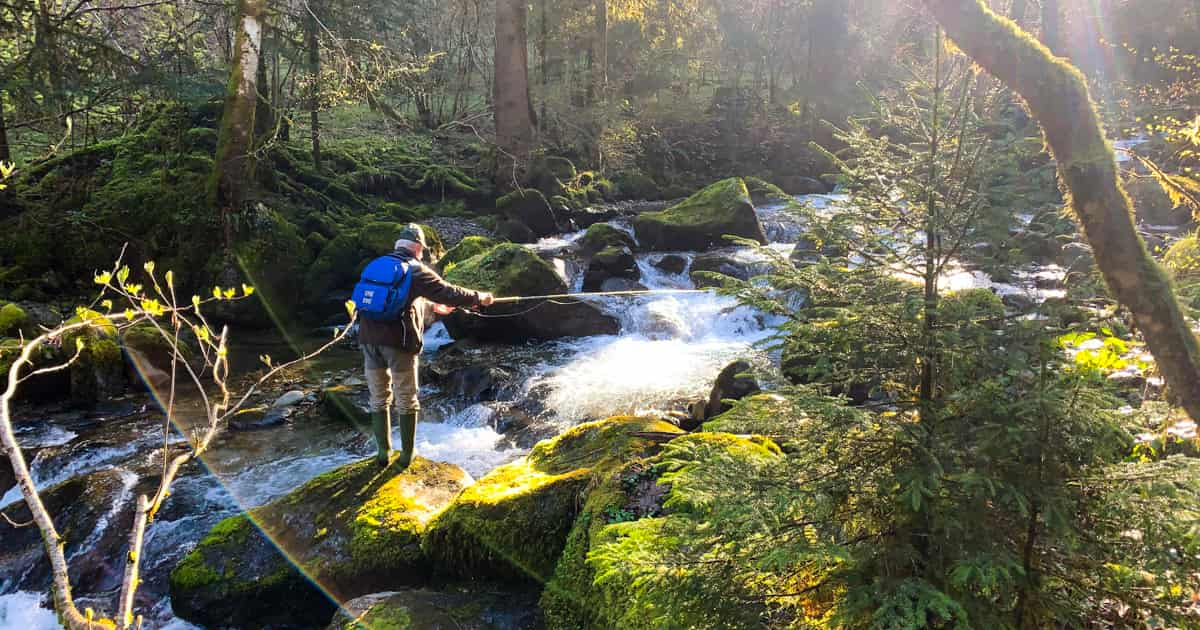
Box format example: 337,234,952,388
0,468,141,598
689,250,754,288
775,175,829,196
422,416,682,584
497,189,560,237
633,178,768,251
582,246,640,292
169,457,472,628
705,360,763,421
579,223,635,256
328,589,544,630
443,244,619,342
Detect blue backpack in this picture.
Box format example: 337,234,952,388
351,255,417,321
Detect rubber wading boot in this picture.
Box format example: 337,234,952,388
396,412,417,468
371,410,391,466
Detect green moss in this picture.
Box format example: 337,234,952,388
612,171,662,200
743,176,791,205
1164,235,1200,279
343,603,414,630
439,236,499,274
233,208,311,326
0,303,28,336
579,224,635,256
423,416,682,583
360,221,408,257
542,432,779,629
307,233,364,298
633,178,767,250
171,457,471,627
443,243,565,296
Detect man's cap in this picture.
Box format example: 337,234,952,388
395,223,427,249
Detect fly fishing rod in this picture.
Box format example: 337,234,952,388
490,288,710,304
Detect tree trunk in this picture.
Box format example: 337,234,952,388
494,0,535,191
306,7,322,171
0,90,10,164
922,0,1200,421
254,44,272,139
591,0,608,167
212,0,267,251
34,0,65,142
1040,0,1060,55
539,0,548,127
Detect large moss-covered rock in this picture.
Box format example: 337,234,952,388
329,589,543,630
498,189,560,237
61,310,126,405
540,432,780,629
633,178,767,251
443,244,618,342
169,457,472,628
530,156,578,200
230,207,312,328
423,416,682,584
438,236,499,275
579,223,635,256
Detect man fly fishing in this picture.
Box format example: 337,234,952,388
352,224,494,467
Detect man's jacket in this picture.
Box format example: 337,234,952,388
357,250,483,353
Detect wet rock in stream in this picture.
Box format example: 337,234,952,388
169,457,472,628
329,588,544,630
0,468,145,598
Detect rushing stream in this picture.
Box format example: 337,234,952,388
0,192,1075,628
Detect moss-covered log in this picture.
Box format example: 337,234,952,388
923,0,1200,420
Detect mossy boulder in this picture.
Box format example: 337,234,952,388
443,244,618,342
329,589,543,630
61,310,125,405
169,457,472,628
359,222,447,264
530,156,578,199
438,236,498,275
612,171,662,201
0,303,29,337
308,233,366,302
423,416,683,584
633,178,767,251
498,189,560,237
496,219,537,244
743,176,792,206
230,207,312,328
579,223,635,256
540,432,780,629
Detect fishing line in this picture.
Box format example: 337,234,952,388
459,288,711,319
491,288,709,304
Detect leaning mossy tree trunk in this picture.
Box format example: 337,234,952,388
494,0,535,192
211,0,267,250
922,0,1200,421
